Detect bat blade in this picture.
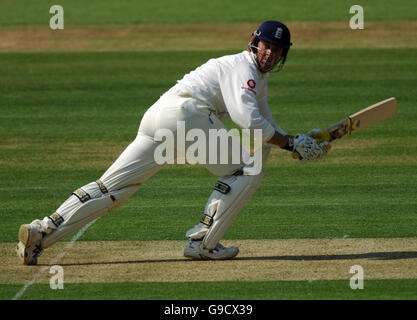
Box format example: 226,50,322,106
326,97,397,142
349,97,398,132
292,97,398,160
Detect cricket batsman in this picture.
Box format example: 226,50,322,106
17,20,330,265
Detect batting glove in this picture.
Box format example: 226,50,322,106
293,133,329,162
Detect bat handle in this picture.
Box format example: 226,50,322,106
347,117,353,135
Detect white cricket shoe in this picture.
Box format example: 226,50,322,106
184,238,239,260
16,222,44,265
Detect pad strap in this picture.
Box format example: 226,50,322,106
72,188,91,203
200,179,232,227
96,180,108,194
200,214,213,227
48,212,64,227
214,181,231,194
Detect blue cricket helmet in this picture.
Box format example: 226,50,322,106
248,20,293,72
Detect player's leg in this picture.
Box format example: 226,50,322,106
17,100,167,265
183,111,272,260
17,133,164,265
42,134,163,246
16,93,206,265
184,170,265,260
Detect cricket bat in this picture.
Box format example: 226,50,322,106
293,97,398,159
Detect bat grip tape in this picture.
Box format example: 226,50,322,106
347,117,353,136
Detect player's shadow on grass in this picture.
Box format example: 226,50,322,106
51,251,417,267
236,251,417,262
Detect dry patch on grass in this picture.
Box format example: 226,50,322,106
291,20,417,49
0,137,126,169
0,21,416,52
267,137,416,165
1,238,416,284
2,136,413,168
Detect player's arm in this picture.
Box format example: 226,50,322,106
267,131,293,149
258,96,292,148
268,130,330,162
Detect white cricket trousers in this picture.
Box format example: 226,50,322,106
41,94,253,248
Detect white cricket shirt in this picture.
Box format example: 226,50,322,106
164,50,287,142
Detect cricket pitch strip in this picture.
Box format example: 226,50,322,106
1,238,416,284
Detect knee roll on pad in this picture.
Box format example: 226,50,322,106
41,180,140,248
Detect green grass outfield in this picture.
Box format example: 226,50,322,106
1,0,417,301
1,0,416,25
3,280,417,300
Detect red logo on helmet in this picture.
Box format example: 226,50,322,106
241,79,257,95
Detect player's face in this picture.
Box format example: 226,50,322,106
257,40,283,72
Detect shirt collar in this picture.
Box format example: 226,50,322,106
243,50,269,79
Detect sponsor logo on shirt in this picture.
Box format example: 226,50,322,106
241,79,257,95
